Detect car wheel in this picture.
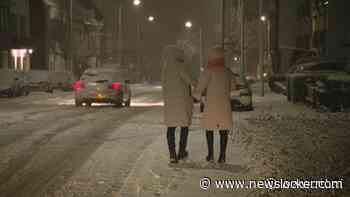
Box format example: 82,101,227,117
247,104,254,111
124,99,131,107
18,88,28,97
287,78,292,102
8,89,14,98
75,99,83,107
46,88,53,93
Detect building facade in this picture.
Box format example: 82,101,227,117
0,0,33,71
277,0,350,72
0,0,103,77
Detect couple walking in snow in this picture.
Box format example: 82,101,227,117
161,45,235,164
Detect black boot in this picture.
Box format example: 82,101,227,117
206,130,214,162
218,130,228,163
178,127,189,160
167,127,178,163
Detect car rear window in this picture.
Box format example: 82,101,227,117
81,71,121,82
85,73,98,77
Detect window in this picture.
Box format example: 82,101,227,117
0,6,10,32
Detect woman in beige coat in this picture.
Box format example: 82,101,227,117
161,45,195,163
194,46,235,163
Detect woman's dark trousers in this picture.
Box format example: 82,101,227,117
167,127,189,161
206,130,229,163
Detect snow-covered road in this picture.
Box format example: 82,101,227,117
0,84,165,197
0,83,349,197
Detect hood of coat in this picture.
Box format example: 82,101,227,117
207,57,225,71
206,46,225,71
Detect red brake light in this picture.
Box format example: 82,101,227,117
111,82,121,90
73,80,85,91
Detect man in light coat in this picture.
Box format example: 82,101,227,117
194,46,235,163
161,45,195,163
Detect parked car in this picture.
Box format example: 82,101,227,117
305,72,350,112
268,66,297,95
286,58,349,103
26,70,53,93
73,68,131,107
49,71,75,91
230,78,254,111
0,69,29,97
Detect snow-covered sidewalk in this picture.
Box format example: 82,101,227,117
118,84,350,197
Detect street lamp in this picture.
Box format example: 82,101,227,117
260,15,267,22
184,21,203,70
148,16,155,22
185,21,192,29
133,0,142,71
133,0,141,6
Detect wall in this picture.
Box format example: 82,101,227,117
326,0,350,58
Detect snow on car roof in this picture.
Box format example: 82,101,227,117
82,68,128,81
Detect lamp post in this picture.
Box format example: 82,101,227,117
69,0,73,72
185,21,203,71
118,4,123,65
133,0,141,69
27,49,33,72
222,0,226,48
259,14,266,97
240,0,246,82
260,13,272,97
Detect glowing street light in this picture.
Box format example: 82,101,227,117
260,15,267,22
133,0,141,6
185,21,192,29
148,16,155,22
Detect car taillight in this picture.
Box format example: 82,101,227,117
73,80,85,91
111,82,121,90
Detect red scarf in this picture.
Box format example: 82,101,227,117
207,57,225,71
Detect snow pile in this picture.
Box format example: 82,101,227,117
236,111,350,196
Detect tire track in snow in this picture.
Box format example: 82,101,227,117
0,107,152,197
